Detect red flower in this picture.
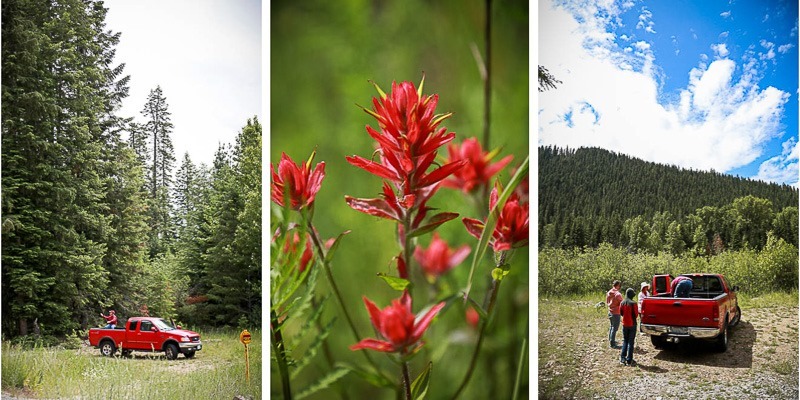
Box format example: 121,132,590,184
350,291,445,354
413,233,471,278
272,227,314,273
271,151,325,210
465,307,480,329
345,77,465,218
463,187,529,252
442,138,513,193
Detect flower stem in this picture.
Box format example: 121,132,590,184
402,361,412,400
511,319,529,400
311,296,350,400
451,254,505,399
307,221,391,383
270,310,292,400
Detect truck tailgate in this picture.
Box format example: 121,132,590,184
641,296,723,328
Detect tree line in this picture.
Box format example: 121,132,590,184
2,0,261,339
539,146,799,253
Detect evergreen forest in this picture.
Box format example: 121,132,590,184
1,0,261,340
539,145,799,254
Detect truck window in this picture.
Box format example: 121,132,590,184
140,320,153,332
129,320,138,331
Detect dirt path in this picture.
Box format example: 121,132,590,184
539,302,799,399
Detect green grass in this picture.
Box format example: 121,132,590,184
737,290,798,308
2,329,261,399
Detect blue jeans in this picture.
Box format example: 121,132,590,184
620,326,636,362
608,313,620,345
675,280,693,297
104,324,116,329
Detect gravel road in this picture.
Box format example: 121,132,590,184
540,303,799,399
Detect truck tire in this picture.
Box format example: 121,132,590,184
100,340,116,357
164,343,179,360
650,335,666,349
183,350,196,359
729,305,742,328
715,319,729,352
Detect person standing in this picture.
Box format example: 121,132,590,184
606,280,623,348
100,310,117,329
671,275,693,298
619,288,639,366
637,282,650,314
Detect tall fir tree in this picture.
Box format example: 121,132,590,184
2,0,139,336
140,86,176,257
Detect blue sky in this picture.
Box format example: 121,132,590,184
538,0,798,186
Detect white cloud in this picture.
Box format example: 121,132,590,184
754,137,799,186
720,10,731,18
778,43,795,54
762,14,769,23
636,7,657,34
719,31,729,39
711,43,729,58
539,0,791,180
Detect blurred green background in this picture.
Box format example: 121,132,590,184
271,0,529,398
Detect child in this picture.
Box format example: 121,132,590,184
619,288,639,366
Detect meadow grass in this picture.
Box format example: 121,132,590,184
2,329,261,399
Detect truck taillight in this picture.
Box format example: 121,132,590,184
712,304,719,322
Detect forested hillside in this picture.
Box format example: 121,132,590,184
1,0,261,339
538,146,798,253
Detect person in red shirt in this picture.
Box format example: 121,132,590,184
619,288,639,366
606,280,623,348
671,275,693,297
101,310,118,329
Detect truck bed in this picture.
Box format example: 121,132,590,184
641,293,728,329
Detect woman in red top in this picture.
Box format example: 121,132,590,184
101,310,117,329
619,288,639,366
606,280,623,348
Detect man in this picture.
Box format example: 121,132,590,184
101,310,118,329
671,275,693,298
606,280,623,348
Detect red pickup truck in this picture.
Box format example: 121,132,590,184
89,317,202,360
640,273,741,352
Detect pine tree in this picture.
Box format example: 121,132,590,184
2,0,133,336
140,86,176,257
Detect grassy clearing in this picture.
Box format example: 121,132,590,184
2,329,261,399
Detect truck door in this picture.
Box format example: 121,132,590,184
131,320,158,350
652,274,673,296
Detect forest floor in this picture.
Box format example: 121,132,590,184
539,293,799,399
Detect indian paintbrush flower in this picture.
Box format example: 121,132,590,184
462,186,529,252
345,77,465,222
442,137,513,193
271,151,325,210
350,290,445,355
413,232,471,279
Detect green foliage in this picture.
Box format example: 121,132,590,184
539,146,799,251
539,240,798,296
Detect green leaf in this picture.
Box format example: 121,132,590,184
324,230,352,264
337,362,395,389
294,367,350,400
377,273,411,291
406,212,459,238
463,156,528,302
291,317,335,379
411,362,432,400
465,296,488,320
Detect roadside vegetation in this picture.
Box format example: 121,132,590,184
1,329,261,399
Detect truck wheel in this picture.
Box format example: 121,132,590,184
650,336,666,349
729,306,742,328
164,343,179,360
715,319,729,352
100,340,116,357
183,350,196,359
